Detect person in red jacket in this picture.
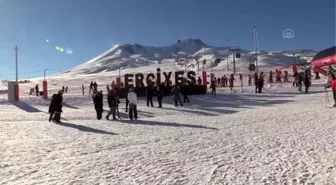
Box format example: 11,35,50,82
331,73,336,107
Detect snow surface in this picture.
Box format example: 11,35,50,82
1,72,336,184
66,38,316,75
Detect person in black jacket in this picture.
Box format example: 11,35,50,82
304,72,311,94
92,90,103,120
53,90,63,123
106,90,118,120
157,86,164,108
254,72,259,93
48,94,57,122
181,83,190,103
172,85,183,107
35,84,39,96
258,72,264,93
146,85,154,107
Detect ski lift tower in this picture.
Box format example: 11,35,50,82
229,46,240,74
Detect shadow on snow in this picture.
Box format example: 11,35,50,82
56,122,118,135
120,119,219,130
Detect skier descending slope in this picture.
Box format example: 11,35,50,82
128,88,138,120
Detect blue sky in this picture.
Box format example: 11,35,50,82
0,0,335,79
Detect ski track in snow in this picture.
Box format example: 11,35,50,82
1,78,336,184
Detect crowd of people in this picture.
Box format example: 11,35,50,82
209,72,266,94
46,68,336,123
48,79,193,122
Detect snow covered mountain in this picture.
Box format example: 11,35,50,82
67,38,317,74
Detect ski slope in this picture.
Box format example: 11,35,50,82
0,73,335,184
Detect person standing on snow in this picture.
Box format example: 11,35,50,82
93,81,98,92
128,88,138,120
92,90,104,120
229,74,235,92
239,74,243,87
146,84,154,107
48,94,57,122
210,80,216,95
254,72,259,93
106,89,118,120
172,85,183,107
181,83,190,103
82,84,85,95
297,74,303,92
35,84,39,96
89,81,93,94
330,73,336,107
248,74,252,86
258,72,265,93
304,72,311,94
53,90,63,123
224,75,228,87
157,86,164,108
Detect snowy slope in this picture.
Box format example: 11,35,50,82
0,75,335,184
67,38,317,75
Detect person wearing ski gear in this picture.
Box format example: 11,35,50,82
239,74,243,87
293,72,299,87
172,85,183,107
128,88,138,120
229,74,235,92
53,90,63,123
181,83,190,103
146,85,154,107
254,72,259,93
93,81,98,92
106,89,118,120
48,94,57,122
217,77,221,87
297,75,303,92
223,75,228,87
92,90,104,120
304,72,311,94
35,84,39,96
210,80,216,95
89,81,93,94
258,72,264,93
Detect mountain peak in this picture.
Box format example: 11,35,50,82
176,38,206,46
